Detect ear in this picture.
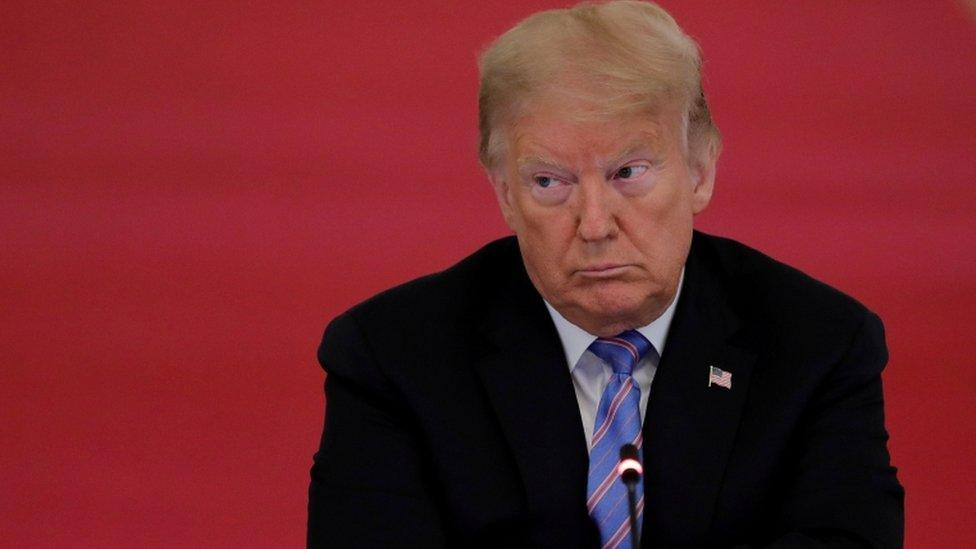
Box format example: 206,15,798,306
488,168,520,232
689,138,720,215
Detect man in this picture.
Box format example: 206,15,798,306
308,2,903,547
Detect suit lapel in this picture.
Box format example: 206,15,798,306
471,240,596,544
641,234,757,546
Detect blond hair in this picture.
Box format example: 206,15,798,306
478,0,719,169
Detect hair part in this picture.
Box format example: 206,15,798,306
478,0,720,170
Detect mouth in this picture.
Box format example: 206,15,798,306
575,264,634,279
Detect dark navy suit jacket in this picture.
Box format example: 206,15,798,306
308,232,903,548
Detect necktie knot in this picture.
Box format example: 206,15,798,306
587,330,655,376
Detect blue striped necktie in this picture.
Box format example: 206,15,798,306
586,330,656,548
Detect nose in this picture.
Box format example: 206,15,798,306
576,176,618,242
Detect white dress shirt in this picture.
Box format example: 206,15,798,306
543,270,684,451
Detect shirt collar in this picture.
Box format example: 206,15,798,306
544,268,684,371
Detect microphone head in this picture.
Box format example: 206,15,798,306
619,443,639,461
617,443,643,485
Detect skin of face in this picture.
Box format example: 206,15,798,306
488,98,717,337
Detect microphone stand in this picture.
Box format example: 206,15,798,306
618,444,643,549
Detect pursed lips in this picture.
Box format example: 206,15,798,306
575,263,635,278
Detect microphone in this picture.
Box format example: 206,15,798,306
617,443,643,549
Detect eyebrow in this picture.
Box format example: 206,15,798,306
611,144,655,166
516,141,659,173
516,155,566,171
611,130,667,163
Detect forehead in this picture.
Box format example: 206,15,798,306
508,103,679,168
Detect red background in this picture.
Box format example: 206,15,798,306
2,1,975,546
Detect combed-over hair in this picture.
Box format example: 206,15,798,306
477,0,719,169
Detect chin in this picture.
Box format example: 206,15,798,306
538,276,658,332
587,284,645,311
577,293,647,329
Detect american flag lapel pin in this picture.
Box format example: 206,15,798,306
708,365,732,390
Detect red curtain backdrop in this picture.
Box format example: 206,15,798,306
2,1,974,546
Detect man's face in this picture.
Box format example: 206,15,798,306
490,99,716,337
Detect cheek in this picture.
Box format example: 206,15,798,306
516,230,570,302
514,206,578,284
627,181,695,257
641,204,693,248
520,216,574,271
515,196,575,243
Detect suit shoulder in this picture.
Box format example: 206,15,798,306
333,236,519,332
692,232,879,339
318,236,520,379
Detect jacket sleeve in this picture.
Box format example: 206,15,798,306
759,311,905,548
307,311,446,548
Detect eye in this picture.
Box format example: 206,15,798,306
529,173,572,204
531,174,570,191
614,165,649,180
534,175,556,188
